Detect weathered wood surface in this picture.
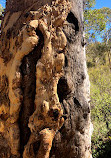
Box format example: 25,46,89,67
0,0,92,158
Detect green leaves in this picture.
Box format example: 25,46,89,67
86,42,107,67
85,1,111,157
84,0,96,10
0,4,3,16
84,0,111,41
89,66,111,158
0,4,4,25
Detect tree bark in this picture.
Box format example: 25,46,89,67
0,0,93,158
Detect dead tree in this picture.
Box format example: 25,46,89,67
0,0,93,158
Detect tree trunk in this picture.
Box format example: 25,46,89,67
0,0,93,158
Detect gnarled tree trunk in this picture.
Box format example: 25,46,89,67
0,0,93,158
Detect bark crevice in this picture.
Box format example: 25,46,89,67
19,29,44,156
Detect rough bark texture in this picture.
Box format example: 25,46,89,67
0,0,93,158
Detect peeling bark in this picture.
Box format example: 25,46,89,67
0,0,92,158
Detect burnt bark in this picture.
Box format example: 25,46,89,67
50,1,92,157
0,0,92,158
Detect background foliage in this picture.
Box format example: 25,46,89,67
89,66,111,158
84,0,111,42
0,4,3,25
85,1,111,157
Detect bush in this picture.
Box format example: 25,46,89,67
88,66,111,157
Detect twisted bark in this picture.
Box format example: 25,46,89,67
0,0,92,158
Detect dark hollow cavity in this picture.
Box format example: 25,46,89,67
19,29,44,156
33,141,41,155
57,77,71,103
48,109,59,121
66,12,79,33
65,56,68,67
73,97,81,107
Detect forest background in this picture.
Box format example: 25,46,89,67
0,0,111,158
